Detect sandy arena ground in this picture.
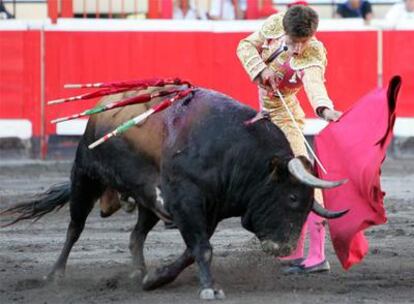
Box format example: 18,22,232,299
0,157,413,304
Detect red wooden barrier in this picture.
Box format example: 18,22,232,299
0,28,413,139
61,0,74,18
383,30,414,117
47,0,58,23
0,31,42,135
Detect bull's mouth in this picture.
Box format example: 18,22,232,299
100,211,112,218
260,240,293,257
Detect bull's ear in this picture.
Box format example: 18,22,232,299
269,155,288,181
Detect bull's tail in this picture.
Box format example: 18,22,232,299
0,182,71,227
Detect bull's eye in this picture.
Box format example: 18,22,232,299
289,194,301,210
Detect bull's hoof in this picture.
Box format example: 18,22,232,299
199,288,226,300
43,270,65,282
129,269,146,281
120,199,136,213
142,267,175,291
100,211,111,218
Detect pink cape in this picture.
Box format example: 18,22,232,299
314,76,402,270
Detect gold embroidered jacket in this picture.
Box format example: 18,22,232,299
236,12,334,115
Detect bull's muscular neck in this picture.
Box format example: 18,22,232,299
160,89,294,222
218,153,276,219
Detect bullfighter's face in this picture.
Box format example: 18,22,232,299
406,0,414,12
284,35,312,57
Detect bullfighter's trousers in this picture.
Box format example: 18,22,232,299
262,92,326,264
261,92,324,205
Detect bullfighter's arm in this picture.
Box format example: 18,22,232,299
302,66,334,117
237,30,268,81
294,40,334,117
237,13,284,81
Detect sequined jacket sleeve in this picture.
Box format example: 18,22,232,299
236,13,284,81
297,41,334,114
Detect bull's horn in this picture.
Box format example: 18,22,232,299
287,158,347,189
312,200,349,219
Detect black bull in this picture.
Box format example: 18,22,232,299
1,88,346,300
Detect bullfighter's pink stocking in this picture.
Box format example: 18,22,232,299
279,221,306,261
302,212,326,267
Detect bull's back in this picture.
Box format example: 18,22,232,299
162,88,258,150
84,87,284,168
160,88,291,170
86,89,167,164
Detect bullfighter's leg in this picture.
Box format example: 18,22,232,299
271,106,329,273
45,169,104,281
300,211,329,269
142,248,194,290
129,204,160,280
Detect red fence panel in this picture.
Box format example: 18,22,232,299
1,25,414,140
314,31,379,115
61,0,74,18
383,30,414,117
0,30,41,136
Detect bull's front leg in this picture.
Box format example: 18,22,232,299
173,209,223,298
161,177,224,300
189,237,225,300
142,248,194,290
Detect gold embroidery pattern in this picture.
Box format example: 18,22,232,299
261,13,285,39
291,40,327,71
237,31,268,80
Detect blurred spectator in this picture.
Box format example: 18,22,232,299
208,0,247,20
173,0,208,20
287,0,309,8
385,0,414,26
258,0,279,18
336,0,373,24
0,0,13,19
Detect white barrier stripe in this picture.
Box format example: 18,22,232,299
55,119,88,136
0,118,411,139
51,118,414,137
0,18,408,32
0,120,32,139
394,118,414,137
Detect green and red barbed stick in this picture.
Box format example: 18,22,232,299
88,89,194,150
51,89,181,124
64,77,190,89
49,78,192,105
47,87,133,105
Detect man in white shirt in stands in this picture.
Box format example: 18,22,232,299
385,0,414,26
208,0,247,20
173,0,208,20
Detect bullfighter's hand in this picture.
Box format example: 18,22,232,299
321,108,342,122
256,67,283,92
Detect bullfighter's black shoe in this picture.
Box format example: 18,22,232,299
164,221,178,229
279,257,304,267
281,260,330,275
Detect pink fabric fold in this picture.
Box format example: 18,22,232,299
314,76,401,270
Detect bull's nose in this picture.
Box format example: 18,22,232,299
261,240,280,255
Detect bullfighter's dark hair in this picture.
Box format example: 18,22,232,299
283,5,319,38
